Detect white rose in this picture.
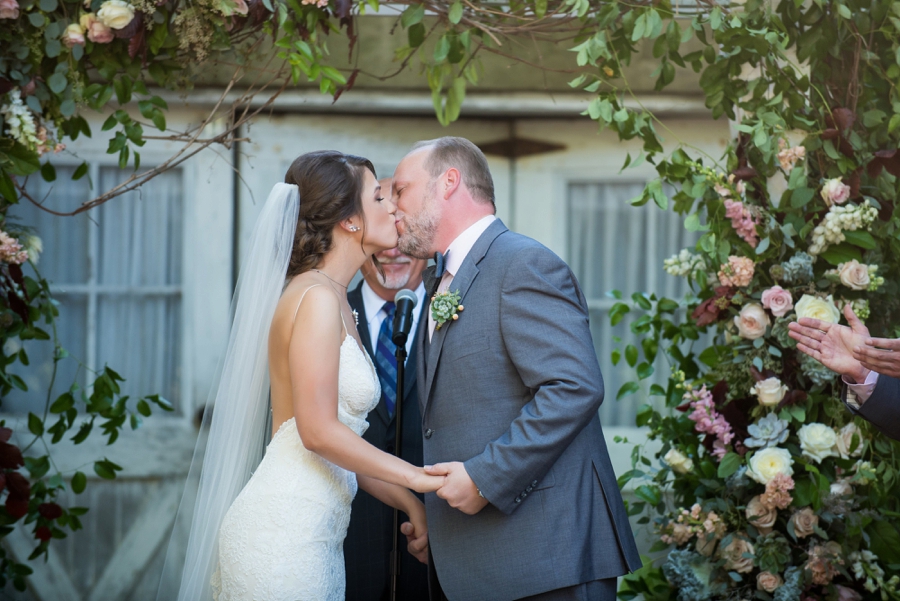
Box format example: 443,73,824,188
734,303,770,340
838,260,870,291
750,377,789,407
795,294,841,324
830,478,852,497
96,0,135,29
835,422,864,458
798,423,838,463
663,448,694,475
747,447,794,484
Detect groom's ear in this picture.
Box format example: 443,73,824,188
442,168,461,199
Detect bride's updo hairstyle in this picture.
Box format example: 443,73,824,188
284,150,377,277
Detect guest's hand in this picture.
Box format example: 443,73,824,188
425,462,489,515
854,335,900,378
401,520,429,565
788,305,871,383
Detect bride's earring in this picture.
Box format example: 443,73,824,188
348,225,360,232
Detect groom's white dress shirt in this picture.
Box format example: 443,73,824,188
428,214,497,340
360,279,425,362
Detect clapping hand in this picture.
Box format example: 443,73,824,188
788,305,870,382
425,462,489,515
853,335,900,379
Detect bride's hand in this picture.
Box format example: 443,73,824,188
410,468,445,493
401,503,429,564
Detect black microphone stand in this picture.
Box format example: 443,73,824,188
389,339,407,601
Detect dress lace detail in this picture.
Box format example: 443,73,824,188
212,335,379,600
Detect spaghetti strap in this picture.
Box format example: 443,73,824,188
291,284,323,324
291,282,349,337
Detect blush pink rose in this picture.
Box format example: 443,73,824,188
821,178,851,206
735,303,770,340
62,23,86,47
0,0,19,19
81,13,115,43
761,285,794,317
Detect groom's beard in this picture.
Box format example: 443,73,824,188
398,188,439,259
376,259,413,289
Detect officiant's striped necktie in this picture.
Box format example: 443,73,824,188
375,301,397,417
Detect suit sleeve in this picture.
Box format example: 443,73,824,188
846,375,900,442
463,246,604,515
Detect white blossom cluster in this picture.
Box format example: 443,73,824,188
0,91,39,150
849,550,900,596
664,249,705,278
808,201,879,255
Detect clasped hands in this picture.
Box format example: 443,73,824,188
788,304,900,381
402,462,489,564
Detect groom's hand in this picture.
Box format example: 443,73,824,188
426,462,489,515
401,522,429,565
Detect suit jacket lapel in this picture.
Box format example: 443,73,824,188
423,219,508,414
348,283,391,428
403,302,426,402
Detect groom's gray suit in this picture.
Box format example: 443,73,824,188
418,219,641,601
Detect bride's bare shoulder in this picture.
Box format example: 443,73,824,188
275,274,340,330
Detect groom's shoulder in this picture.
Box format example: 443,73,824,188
493,229,567,267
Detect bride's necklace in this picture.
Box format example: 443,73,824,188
313,269,359,326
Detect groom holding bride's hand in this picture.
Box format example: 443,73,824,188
391,137,641,601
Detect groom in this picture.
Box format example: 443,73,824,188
393,137,641,601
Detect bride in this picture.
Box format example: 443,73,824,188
160,151,444,601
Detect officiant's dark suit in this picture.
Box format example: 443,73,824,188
843,375,900,441
344,279,430,601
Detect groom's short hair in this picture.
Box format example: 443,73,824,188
412,137,495,208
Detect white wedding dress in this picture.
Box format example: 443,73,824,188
211,327,380,601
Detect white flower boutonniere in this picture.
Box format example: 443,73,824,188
431,289,463,330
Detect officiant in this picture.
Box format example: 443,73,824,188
344,177,430,600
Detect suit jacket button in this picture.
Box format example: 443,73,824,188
532,480,538,486
424,429,434,439
526,486,533,492
515,496,521,503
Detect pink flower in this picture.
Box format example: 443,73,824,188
718,256,755,287
0,0,19,19
81,13,115,43
761,285,793,317
836,585,863,601
0,231,28,265
724,199,760,248
821,178,851,206
686,387,734,460
759,473,794,509
777,139,806,171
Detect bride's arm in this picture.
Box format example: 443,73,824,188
289,287,443,494
357,475,429,564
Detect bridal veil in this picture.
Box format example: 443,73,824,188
157,183,300,601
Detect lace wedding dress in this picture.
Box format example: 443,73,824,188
211,327,380,601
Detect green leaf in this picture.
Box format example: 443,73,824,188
625,344,639,367
71,472,87,494
433,35,450,62
137,400,151,417
50,393,75,414
400,3,425,27
408,22,426,47
616,381,641,401
72,162,89,181
28,412,44,436
755,236,770,254
819,243,862,266
448,1,463,23
94,461,116,480
534,0,547,18
637,362,655,380
39,0,58,10
790,187,814,208
634,484,661,505
868,521,900,563
843,230,877,250
28,12,45,26
717,452,741,478
48,72,68,95
40,162,56,182
837,3,851,18
45,39,61,58
0,169,16,203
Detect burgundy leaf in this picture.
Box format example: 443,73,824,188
0,473,6,494
731,166,758,182
867,149,900,179
114,12,144,39
832,107,856,133
0,78,13,96
128,27,146,59
0,428,12,443
776,389,808,410
847,168,861,199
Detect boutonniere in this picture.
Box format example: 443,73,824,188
431,289,464,330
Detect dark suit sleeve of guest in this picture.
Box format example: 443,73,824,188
845,375,900,442
464,245,604,516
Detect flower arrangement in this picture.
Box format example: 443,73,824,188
606,4,900,600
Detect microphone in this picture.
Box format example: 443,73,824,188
392,289,418,347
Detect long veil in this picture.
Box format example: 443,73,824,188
157,183,300,601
